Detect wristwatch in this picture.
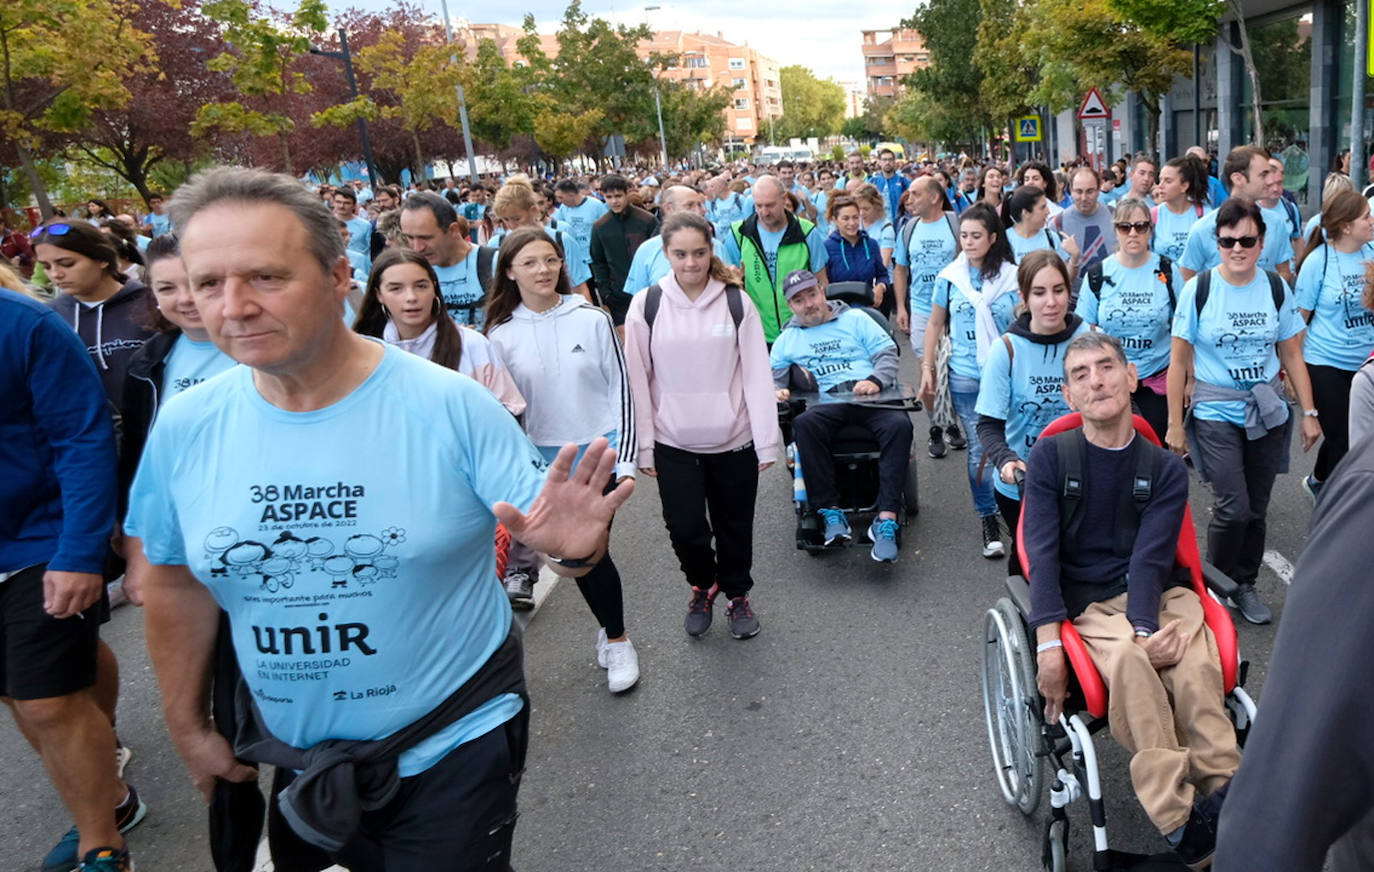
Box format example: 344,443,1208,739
547,550,600,569
1303,409,1319,418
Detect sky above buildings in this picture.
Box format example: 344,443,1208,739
352,0,897,84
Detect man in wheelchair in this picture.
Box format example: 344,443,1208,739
1024,333,1239,869
770,269,913,562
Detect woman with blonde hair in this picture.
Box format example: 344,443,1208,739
490,179,593,300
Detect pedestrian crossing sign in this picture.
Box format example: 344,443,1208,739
1015,116,1041,142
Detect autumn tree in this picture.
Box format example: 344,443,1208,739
657,81,733,160
0,0,151,215
195,0,330,175
775,66,845,140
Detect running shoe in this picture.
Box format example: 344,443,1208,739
604,640,640,693
1228,584,1272,625
818,508,851,546
1302,474,1323,505
685,584,718,637
115,736,131,780
596,627,609,667
725,597,760,639
947,425,968,450
981,515,1005,559
77,848,133,872
43,785,146,872
106,579,128,610
503,568,534,610
927,425,948,459
867,518,900,563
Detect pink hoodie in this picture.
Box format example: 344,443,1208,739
624,274,780,468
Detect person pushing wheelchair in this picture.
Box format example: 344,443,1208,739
1024,333,1239,869
771,269,913,563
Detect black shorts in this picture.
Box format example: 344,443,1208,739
0,563,107,700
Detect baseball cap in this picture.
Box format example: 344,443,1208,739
783,269,819,301
641,176,660,187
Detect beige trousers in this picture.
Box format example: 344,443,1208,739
1073,587,1241,834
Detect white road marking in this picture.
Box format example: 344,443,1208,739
1263,549,1295,585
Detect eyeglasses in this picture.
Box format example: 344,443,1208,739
30,222,73,240
513,256,563,271
1217,235,1260,249
1114,221,1152,235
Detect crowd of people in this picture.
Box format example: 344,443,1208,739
4,137,1374,871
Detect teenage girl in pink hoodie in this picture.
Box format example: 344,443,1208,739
624,213,780,642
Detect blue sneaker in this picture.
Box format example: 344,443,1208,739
43,784,146,872
1302,474,1324,505
867,518,900,562
818,508,851,545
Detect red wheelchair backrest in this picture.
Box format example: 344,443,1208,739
1016,412,1240,719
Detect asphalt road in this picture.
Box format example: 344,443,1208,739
1,359,1318,871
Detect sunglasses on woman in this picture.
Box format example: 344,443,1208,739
30,222,73,240
1114,221,1152,235
1217,235,1260,249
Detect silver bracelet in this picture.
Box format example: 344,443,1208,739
1035,639,1063,654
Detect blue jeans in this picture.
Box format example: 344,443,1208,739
950,373,997,518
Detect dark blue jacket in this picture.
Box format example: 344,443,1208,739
824,229,891,290
0,289,116,574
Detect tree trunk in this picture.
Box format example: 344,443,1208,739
280,132,294,177
1227,0,1265,147
412,131,426,183
1143,94,1161,164
16,141,53,219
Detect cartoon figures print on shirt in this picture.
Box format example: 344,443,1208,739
204,525,407,592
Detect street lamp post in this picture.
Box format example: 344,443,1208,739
311,28,381,187
437,0,481,185
653,84,669,168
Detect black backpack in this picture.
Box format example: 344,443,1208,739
1085,255,1177,313
643,281,745,349
1194,268,1286,318
1055,428,1163,558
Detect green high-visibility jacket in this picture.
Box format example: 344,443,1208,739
731,213,816,343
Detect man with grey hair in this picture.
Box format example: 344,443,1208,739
723,174,828,343
124,166,632,871
621,184,726,297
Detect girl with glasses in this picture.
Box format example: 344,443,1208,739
1075,198,1184,441
1167,198,1320,627
484,227,640,694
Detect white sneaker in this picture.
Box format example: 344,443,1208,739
603,639,639,693
107,577,128,609
596,627,608,668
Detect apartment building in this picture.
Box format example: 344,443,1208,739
860,28,930,98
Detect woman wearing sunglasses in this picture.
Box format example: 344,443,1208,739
33,221,154,415
1291,188,1374,501
1167,198,1320,626
1074,198,1184,441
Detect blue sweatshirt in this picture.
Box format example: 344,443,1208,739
0,289,117,574
824,229,891,290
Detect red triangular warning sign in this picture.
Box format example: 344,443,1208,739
1078,88,1109,120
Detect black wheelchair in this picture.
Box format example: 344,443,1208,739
776,281,922,556
980,414,1257,871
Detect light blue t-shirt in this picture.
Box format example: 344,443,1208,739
865,219,896,253
1151,203,1203,263
893,215,959,317
721,222,829,277
1263,200,1302,244
1171,268,1305,426
147,212,173,238
345,217,373,270
1008,226,1068,263
553,196,608,265
706,193,752,240
811,189,831,238
932,272,1018,380
435,245,486,328
975,320,1091,499
1076,254,1182,377
124,346,547,777
485,226,591,289
768,307,896,392
1179,208,1295,276
622,234,728,296
346,249,370,283
161,335,236,404
1294,242,1374,370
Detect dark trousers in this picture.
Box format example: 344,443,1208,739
1192,418,1287,587
793,403,913,514
270,709,529,872
1307,363,1356,481
994,490,1024,579
653,441,760,599
1131,383,1169,445
574,554,625,639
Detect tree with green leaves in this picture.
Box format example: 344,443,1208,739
0,0,152,215
901,0,991,147
195,0,330,175
775,66,845,141
533,102,603,168
658,81,733,160
461,39,538,153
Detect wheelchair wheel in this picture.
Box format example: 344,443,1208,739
981,597,1045,816
902,460,919,517
1043,818,1067,872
